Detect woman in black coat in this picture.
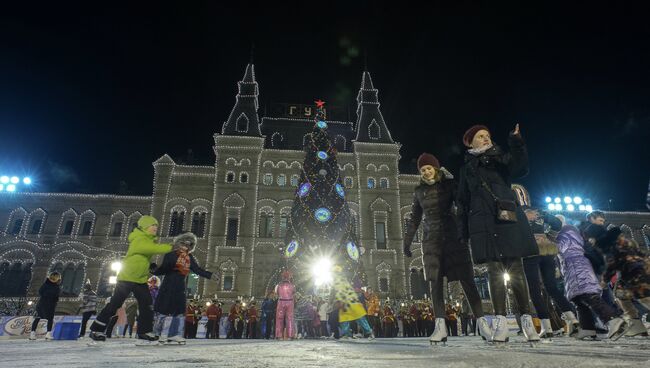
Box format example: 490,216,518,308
456,124,539,343
403,153,493,343
151,232,216,342
30,272,61,340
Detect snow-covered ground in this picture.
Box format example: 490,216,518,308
2,336,649,368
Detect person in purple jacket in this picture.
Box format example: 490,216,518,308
555,216,628,340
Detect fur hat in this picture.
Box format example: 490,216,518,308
463,125,490,147
173,232,198,252
48,271,61,283
417,153,440,170
137,215,159,229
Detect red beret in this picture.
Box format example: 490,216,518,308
463,125,490,147
417,153,440,170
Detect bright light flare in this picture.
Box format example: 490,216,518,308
312,257,333,286
111,261,122,273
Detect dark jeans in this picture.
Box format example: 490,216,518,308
90,281,154,335
488,258,531,315
320,321,329,337
79,311,95,337
524,255,575,318
122,323,134,337
264,316,274,339
572,293,618,330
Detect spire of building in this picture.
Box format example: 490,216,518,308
354,70,394,143
221,63,262,136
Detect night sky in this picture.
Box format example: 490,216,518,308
1,2,649,210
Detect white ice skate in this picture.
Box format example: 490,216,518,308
521,314,541,345
539,318,554,339
165,335,186,345
624,318,648,337
135,332,160,346
367,333,375,341
575,329,597,340
562,311,580,337
44,331,53,340
29,331,37,340
606,317,628,340
491,315,509,344
429,318,448,346
477,317,493,342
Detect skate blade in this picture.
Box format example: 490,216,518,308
86,341,101,347
134,341,160,346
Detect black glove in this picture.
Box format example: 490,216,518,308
149,263,157,273
403,244,412,258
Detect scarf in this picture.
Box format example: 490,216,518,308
467,143,494,156
174,249,191,276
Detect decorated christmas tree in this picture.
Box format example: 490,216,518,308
281,100,365,289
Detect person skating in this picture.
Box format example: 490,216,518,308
555,218,628,340
151,232,216,344
601,230,650,337
404,152,493,344
275,270,295,340
332,265,374,340
513,184,580,337
456,124,540,344
29,271,61,340
123,301,138,338
88,216,172,343
77,280,97,339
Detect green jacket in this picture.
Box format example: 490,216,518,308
117,228,172,284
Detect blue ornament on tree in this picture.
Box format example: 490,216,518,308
317,151,328,160
285,240,299,258
315,208,332,222
346,241,359,261
316,120,327,129
298,182,311,197
335,183,345,198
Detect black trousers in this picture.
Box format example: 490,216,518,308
206,319,219,338
79,311,95,337
90,281,154,335
106,315,118,338
31,310,55,333
487,258,531,315
524,255,575,318
572,293,618,330
428,272,484,319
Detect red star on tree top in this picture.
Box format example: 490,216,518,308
315,99,326,108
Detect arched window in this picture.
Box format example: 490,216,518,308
191,210,207,238
226,171,235,183
0,262,33,297
367,178,376,189
263,173,273,186
169,209,186,236
290,175,299,187
259,211,274,238
344,177,354,189
240,173,248,183
59,263,85,297
236,113,248,132
369,120,381,140
277,174,286,186
379,178,389,189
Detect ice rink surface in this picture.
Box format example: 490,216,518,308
2,336,649,368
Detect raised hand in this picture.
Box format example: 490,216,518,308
513,123,521,136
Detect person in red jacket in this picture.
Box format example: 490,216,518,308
247,301,259,339
206,300,222,339
227,300,243,338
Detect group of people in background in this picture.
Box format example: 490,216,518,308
24,123,650,347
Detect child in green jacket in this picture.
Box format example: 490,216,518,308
89,216,172,343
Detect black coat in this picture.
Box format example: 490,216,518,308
404,175,474,281
153,251,212,316
36,279,60,318
457,134,538,264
